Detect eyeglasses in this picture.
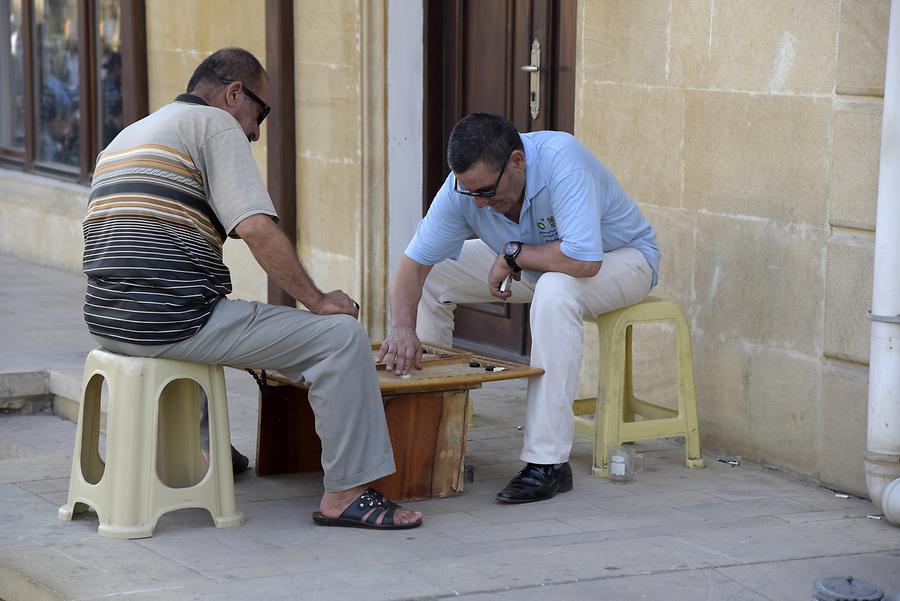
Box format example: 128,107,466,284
221,79,270,125
454,151,513,198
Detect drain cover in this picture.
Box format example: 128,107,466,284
813,576,883,601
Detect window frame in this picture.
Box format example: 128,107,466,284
0,0,147,184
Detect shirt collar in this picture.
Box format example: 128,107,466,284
174,93,209,106
520,133,546,212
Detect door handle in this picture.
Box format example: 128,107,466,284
520,39,541,120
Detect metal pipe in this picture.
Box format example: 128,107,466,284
865,0,900,527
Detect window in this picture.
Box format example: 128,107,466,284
0,0,146,183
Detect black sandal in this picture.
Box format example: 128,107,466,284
312,488,422,530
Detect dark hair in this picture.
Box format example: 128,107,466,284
186,47,265,93
447,113,523,173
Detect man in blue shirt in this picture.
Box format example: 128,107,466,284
379,113,659,504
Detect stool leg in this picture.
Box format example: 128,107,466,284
676,314,704,469
205,366,244,529
622,326,635,423
59,373,105,520
98,370,157,539
593,319,627,478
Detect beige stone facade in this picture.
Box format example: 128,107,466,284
0,1,890,495
575,0,889,495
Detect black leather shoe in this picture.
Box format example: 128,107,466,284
495,462,573,504
231,445,250,475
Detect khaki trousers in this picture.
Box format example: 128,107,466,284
93,298,395,492
417,239,653,464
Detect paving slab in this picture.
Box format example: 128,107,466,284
1,254,900,601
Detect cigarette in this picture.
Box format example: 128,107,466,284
500,274,513,293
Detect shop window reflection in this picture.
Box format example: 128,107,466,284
0,0,25,150
34,0,80,168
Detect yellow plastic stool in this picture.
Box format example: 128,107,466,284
59,349,245,538
574,294,704,477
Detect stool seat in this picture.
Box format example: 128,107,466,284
574,294,704,477
59,349,244,538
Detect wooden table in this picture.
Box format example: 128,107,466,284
252,345,542,501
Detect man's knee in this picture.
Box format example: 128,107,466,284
531,273,580,319
326,314,369,346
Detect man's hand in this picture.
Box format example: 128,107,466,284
308,290,360,318
378,326,423,375
488,252,520,300
236,215,364,316
379,256,433,374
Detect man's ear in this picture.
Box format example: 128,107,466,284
511,149,526,171
223,81,242,108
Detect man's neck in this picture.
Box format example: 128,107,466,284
503,186,527,223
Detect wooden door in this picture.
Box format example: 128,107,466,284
423,0,576,361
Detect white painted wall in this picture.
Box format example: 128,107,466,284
387,0,424,279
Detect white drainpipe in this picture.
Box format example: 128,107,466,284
865,0,900,527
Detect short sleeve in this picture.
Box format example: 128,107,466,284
548,168,605,262
404,176,474,265
200,127,279,237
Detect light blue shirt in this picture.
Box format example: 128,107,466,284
405,131,660,287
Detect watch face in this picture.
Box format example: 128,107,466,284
504,241,520,257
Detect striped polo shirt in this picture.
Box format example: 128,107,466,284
82,94,277,345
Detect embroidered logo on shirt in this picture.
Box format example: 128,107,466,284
536,215,559,241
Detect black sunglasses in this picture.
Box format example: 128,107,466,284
454,151,513,198
221,79,270,125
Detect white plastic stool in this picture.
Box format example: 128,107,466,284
59,349,245,538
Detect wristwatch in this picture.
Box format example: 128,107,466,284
503,241,523,272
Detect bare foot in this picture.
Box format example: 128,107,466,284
320,485,423,527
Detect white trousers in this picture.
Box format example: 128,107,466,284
417,239,653,464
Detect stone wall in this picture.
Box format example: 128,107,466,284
294,0,388,338
145,0,268,302
575,0,889,495
0,172,86,272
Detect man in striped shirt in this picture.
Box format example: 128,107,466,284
82,48,422,530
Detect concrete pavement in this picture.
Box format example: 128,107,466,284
1,254,898,601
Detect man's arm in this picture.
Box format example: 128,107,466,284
234,214,357,316
377,255,433,374
515,241,602,278
487,240,602,300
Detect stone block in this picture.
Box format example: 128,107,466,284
295,0,359,66
145,0,267,179
824,232,874,363
836,0,890,96
819,361,868,496
693,213,824,356
693,338,821,475
295,63,362,161
223,243,268,303
693,338,751,456
0,372,49,399
577,84,684,208
744,348,821,475
0,174,86,273
641,206,695,300
580,0,670,86
683,91,830,225
829,100,882,231
297,158,361,255
146,1,265,108
670,0,838,93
